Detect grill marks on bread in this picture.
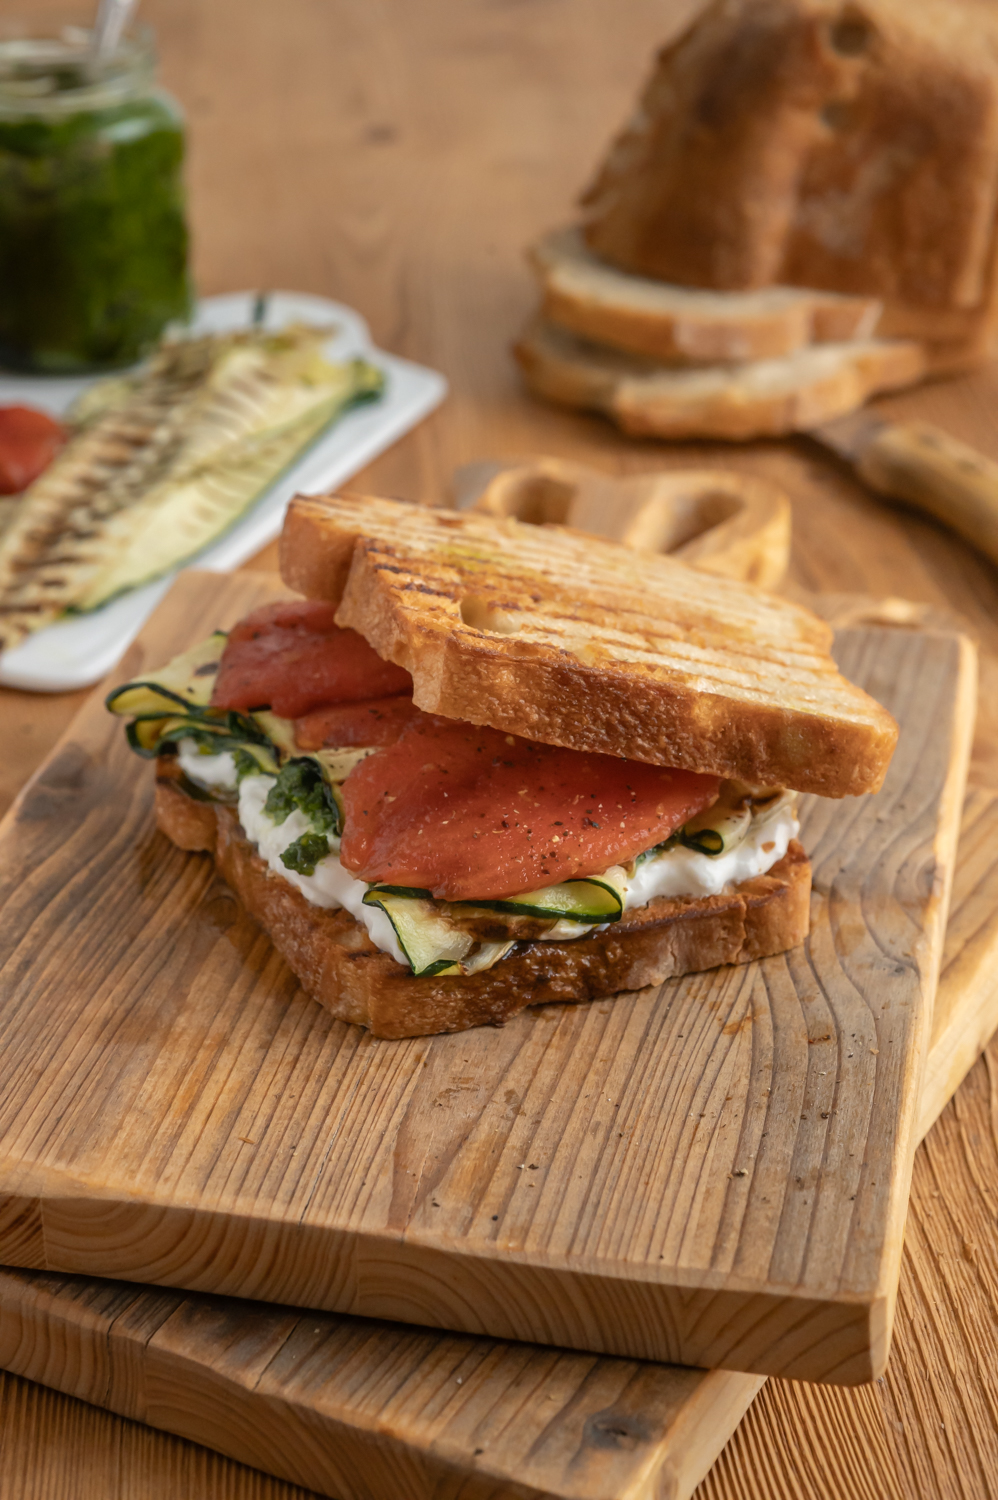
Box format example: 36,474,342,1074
279,493,898,796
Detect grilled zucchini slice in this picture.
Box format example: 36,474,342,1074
679,793,752,856
362,887,515,977
676,781,795,856
78,363,382,610
125,712,279,772
361,868,623,978
249,710,298,757
0,327,384,650
110,632,278,772
309,745,380,784
106,631,227,717
363,866,626,977
458,873,624,922
108,635,382,800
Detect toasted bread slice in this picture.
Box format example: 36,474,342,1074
156,780,811,1039
279,493,898,796
513,318,927,440
529,227,883,364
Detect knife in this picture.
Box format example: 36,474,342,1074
808,411,998,569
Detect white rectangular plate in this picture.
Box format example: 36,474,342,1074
0,290,446,692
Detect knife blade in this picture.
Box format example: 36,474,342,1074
809,412,998,569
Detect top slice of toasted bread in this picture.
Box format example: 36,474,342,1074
279,494,898,796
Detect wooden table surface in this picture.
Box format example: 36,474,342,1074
4,1,998,1496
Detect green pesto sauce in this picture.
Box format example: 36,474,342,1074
0,90,191,373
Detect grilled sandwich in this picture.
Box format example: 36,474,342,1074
108,495,897,1038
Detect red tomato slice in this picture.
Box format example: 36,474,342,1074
339,717,719,901
294,695,421,750
0,405,66,493
211,601,412,719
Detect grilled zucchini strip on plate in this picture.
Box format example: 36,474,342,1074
0,325,383,650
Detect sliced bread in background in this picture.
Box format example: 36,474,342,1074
529,226,883,363
513,317,927,440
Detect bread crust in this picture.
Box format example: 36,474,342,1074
513,317,926,440
279,493,899,797
155,779,811,1040
529,227,882,364
579,0,998,352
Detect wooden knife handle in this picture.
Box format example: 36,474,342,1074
855,421,998,568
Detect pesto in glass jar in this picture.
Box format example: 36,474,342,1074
0,25,191,373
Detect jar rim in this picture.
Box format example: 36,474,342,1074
0,23,156,116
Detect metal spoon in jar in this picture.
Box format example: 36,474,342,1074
90,0,140,65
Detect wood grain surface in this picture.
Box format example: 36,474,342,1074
0,1272,756,1500
0,787,996,1500
0,1369,319,1500
3,0,998,1494
0,568,974,1383
699,1006,998,1500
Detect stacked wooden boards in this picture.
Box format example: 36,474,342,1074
0,569,975,1390
0,787,996,1500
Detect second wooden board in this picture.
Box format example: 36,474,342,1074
0,572,976,1384
0,788,996,1500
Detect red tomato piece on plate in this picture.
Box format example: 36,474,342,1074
211,600,412,718
294,695,422,750
0,405,66,493
339,716,719,901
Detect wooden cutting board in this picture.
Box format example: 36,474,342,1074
0,571,975,1384
1,784,995,1500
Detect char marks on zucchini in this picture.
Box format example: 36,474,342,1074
0,326,383,650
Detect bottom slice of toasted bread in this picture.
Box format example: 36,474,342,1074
156,779,811,1039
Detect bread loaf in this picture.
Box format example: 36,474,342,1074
580,0,998,359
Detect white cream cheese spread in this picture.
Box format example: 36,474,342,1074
176,743,242,790
236,773,408,965
621,802,797,906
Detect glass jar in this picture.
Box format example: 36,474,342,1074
0,22,191,373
